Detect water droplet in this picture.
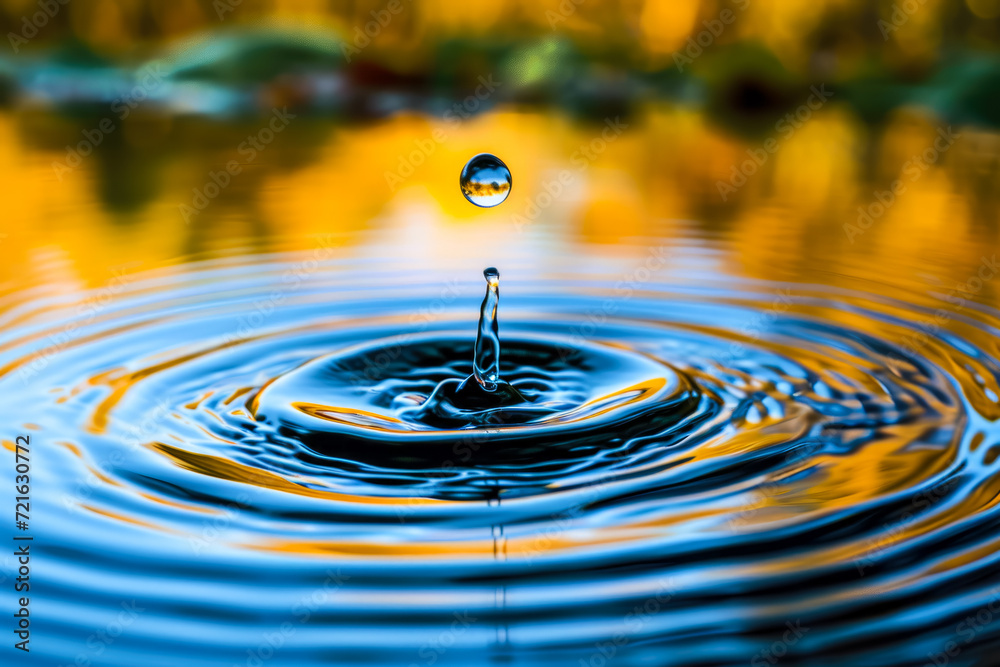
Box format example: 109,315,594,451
460,154,511,207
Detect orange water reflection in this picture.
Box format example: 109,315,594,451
2,106,997,307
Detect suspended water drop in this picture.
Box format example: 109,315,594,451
460,154,511,207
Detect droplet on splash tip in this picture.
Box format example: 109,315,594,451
484,267,499,288
460,154,511,208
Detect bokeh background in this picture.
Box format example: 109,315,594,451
0,0,999,290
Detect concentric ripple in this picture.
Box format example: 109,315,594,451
251,332,699,492
3,244,1000,667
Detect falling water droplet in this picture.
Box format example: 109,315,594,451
474,267,502,391
460,154,511,207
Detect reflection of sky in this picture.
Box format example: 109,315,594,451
462,163,512,207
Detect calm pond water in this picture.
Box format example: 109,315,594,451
2,106,1000,666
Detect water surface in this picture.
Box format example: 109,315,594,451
2,109,1000,667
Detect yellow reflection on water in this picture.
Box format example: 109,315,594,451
2,104,998,314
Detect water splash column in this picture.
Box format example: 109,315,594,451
474,268,501,391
